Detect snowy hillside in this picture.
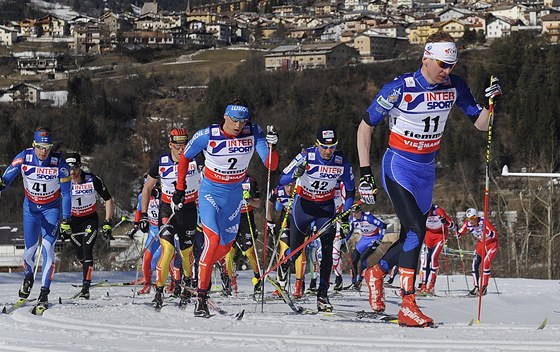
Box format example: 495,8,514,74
1,271,559,351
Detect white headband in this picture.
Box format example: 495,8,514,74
424,42,458,64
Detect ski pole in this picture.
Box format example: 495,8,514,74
478,75,497,323
254,200,362,285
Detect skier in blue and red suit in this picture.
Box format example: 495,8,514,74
356,31,502,327
277,127,355,312
0,127,71,311
173,97,279,317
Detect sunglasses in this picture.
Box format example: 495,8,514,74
227,115,249,123
170,143,186,151
34,143,53,151
318,142,337,150
434,59,456,70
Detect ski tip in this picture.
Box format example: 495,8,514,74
537,318,548,330
236,309,245,321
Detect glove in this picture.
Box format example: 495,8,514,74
139,213,149,233
340,222,350,239
60,219,72,240
0,175,5,191
127,224,139,239
266,220,275,235
172,189,185,211
266,125,278,146
439,216,448,225
358,173,378,205
292,163,306,179
485,77,501,99
371,240,381,248
243,190,251,200
102,219,114,240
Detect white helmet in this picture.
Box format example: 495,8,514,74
465,208,478,219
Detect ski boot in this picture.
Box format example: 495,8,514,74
272,263,289,298
138,282,152,295
165,280,176,294
292,278,304,299
424,284,435,296
306,278,317,294
253,275,263,299
352,279,362,291
417,283,427,295
32,287,50,315
172,280,182,298
333,275,343,292
364,264,386,313
468,286,479,296
154,286,164,311
194,292,210,318
397,267,433,327
385,276,394,285
398,293,433,327
481,286,488,296
317,288,333,312
78,281,91,299
19,274,34,299
220,272,232,296
179,278,192,308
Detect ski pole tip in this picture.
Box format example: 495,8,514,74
251,277,259,285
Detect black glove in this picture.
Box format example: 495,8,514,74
127,223,139,239
172,189,185,211
102,219,114,240
266,125,278,146
266,220,276,235
139,213,149,233
60,218,72,241
292,163,306,179
439,216,448,225
371,240,381,248
358,169,378,205
0,175,5,191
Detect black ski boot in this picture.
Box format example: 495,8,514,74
334,275,343,291
78,281,91,299
179,278,192,308
154,286,164,311
194,292,210,318
220,272,232,296
172,280,182,297
306,278,317,293
317,288,333,312
32,287,50,315
19,275,34,299
253,274,263,298
468,286,479,296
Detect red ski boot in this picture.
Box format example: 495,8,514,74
364,264,386,313
397,268,433,327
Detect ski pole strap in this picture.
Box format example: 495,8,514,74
258,199,362,282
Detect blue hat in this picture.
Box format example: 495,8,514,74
224,104,250,121
34,131,52,144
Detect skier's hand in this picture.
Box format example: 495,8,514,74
172,189,185,211
358,174,378,205
292,163,306,179
266,125,278,146
340,221,350,239
139,213,149,233
485,76,501,100
102,219,114,240
243,190,251,200
439,216,448,225
60,219,72,240
127,224,139,239
371,240,381,248
266,220,275,236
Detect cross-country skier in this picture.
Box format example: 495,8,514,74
277,127,355,312
417,204,455,295
345,205,386,290
141,128,202,309
0,127,71,312
356,31,502,326
173,97,278,317
63,152,114,299
456,207,499,296
222,174,263,297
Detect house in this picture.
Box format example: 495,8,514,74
70,23,102,54
354,31,410,62
36,15,68,37
431,19,470,41
264,42,359,71
206,23,234,44
121,30,174,47
17,57,57,75
0,25,18,46
408,22,433,44
541,12,560,43
99,11,133,37
141,1,158,15
4,83,43,104
486,15,519,40
489,3,528,22
437,6,474,22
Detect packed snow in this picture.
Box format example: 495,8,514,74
1,270,559,351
